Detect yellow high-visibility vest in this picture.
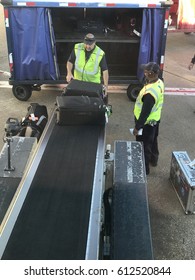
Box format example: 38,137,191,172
134,79,164,123
74,43,104,83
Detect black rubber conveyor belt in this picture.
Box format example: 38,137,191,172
111,141,153,260
2,124,102,260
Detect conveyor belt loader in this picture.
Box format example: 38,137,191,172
0,81,153,260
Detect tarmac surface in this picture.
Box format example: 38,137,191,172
0,4,195,260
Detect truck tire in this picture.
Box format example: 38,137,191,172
12,85,32,101
127,84,142,102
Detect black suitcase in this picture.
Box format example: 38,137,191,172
64,79,104,98
56,95,106,126
77,20,104,34
18,103,48,140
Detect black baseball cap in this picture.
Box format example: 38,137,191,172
84,33,96,45
140,62,160,74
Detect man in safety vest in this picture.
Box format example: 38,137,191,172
66,33,109,102
133,62,164,175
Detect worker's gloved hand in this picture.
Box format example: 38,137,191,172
102,85,108,105
102,85,108,96
66,73,74,83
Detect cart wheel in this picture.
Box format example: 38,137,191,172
12,85,32,101
127,84,142,102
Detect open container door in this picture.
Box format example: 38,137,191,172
8,8,59,100
127,8,167,101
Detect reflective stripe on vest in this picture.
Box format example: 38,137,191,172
134,79,164,124
74,43,104,83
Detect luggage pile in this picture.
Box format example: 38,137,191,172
56,80,111,126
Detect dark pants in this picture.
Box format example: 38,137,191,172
136,122,159,174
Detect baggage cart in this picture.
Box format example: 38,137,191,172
1,0,173,101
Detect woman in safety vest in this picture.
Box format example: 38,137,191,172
133,62,164,175
66,33,109,101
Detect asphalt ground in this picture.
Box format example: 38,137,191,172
0,4,195,260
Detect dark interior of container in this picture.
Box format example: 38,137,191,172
51,8,142,82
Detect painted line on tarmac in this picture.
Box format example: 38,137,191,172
0,70,10,77
0,81,195,96
0,81,10,88
165,87,195,96
0,81,11,88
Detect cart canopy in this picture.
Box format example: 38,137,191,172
1,0,173,8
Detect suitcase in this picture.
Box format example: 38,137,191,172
77,20,104,33
170,151,195,214
56,95,106,126
64,79,104,98
18,103,48,140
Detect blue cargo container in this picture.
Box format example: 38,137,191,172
1,0,173,101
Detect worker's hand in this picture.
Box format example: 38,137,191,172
103,85,108,97
133,128,138,136
66,73,74,83
188,63,194,70
104,90,108,98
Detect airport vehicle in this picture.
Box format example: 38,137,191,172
1,0,173,101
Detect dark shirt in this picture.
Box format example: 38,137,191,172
135,93,155,130
68,45,108,71
191,55,195,64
